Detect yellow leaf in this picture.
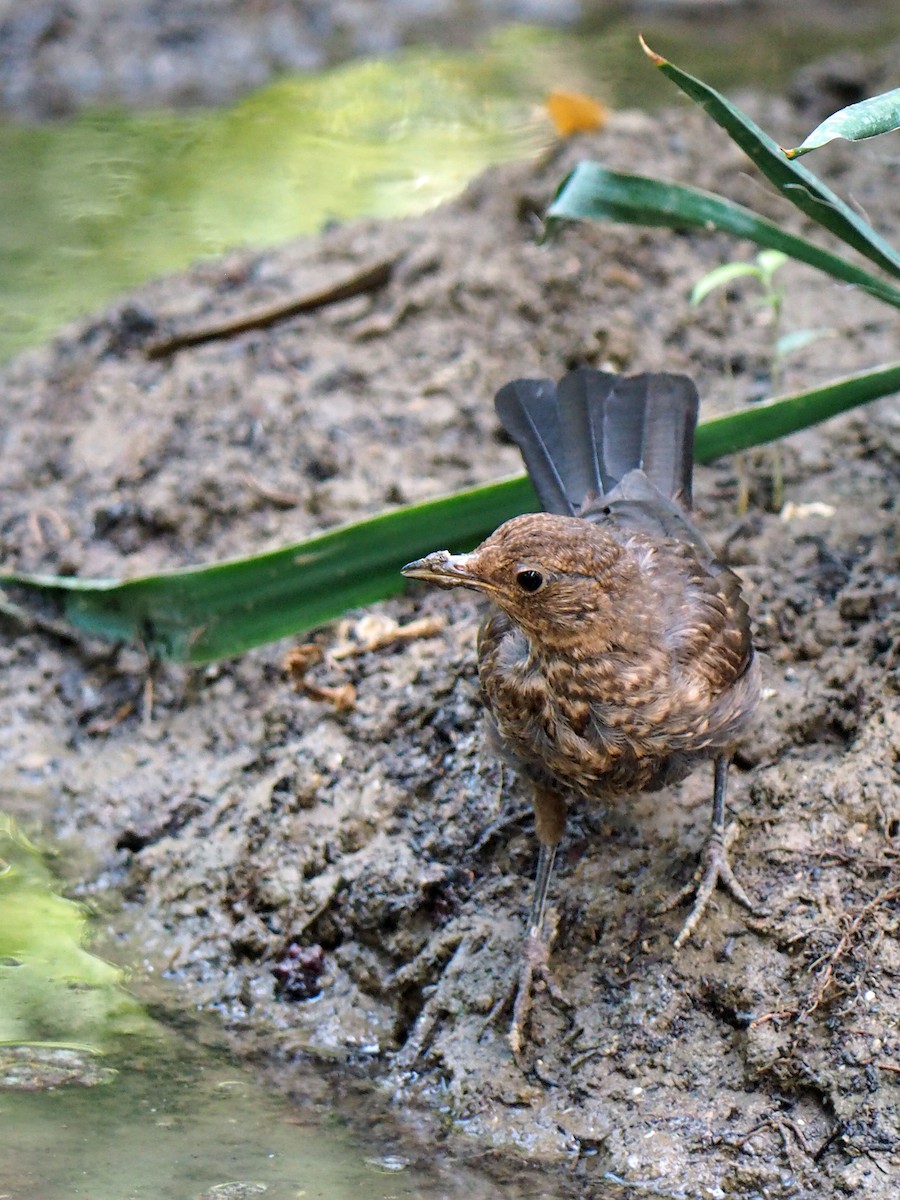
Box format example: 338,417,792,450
546,89,608,137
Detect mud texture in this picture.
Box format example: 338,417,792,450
1,91,898,1197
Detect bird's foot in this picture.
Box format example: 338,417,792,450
659,822,761,950
481,908,568,1058
509,917,570,1058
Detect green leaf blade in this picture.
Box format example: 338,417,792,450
5,364,900,664
546,163,900,309
694,363,900,459
2,475,538,664
785,87,900,157
640,40,900,280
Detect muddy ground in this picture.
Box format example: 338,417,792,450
1,81,899,1198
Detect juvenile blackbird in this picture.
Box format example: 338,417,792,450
402,368,759,1050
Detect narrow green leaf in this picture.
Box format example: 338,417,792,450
694,363,900,458
784,87,900,158
546,163,900,309
4,364,899,664
1,476,538,665
640,38,900,280
691,261,763,306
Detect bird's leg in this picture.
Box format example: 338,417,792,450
509,787,568,1056
661,755,760,950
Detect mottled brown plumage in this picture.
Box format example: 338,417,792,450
469,512,756,801
402,368,759,1052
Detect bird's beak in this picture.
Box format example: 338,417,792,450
401,550,487,591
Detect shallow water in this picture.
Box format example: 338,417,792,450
0,812,594,1200
0,814,544,1200
3,11,900,363
2,1033,425,1200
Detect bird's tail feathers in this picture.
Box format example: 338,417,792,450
493,377,580,516
495,367,699,514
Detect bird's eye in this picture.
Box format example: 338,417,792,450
516,569,545,594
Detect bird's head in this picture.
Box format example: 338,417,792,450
401,513,633,654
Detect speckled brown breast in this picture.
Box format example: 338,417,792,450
475,535,758,803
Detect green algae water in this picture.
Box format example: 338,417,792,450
0,814,479,1199
0,813,568,1199
2,1036,430,1200
0,815,146,1055
5,15,900,365
0,28,557,364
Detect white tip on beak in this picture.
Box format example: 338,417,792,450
401,550,483,590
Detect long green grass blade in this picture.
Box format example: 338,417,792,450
1,477,537,665
784,87,900,158
640,38,900,280
4,364,899,664
546,163,900,309
694,363,900,457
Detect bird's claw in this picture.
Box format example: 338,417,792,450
659,822,762,949
508,922,571,1057
480,909,568,1058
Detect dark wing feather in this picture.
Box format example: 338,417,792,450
631,373,699,509
598,373,699,507
554,368,620,498
599,374,648,494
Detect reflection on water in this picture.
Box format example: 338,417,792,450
0,815,147,1054
0,29,556,364
0,812,578,1200
1,1030,431,1200
4,12,900,364
0,814,495,1200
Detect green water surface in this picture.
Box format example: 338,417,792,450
0,814,437,1200
0,28,557,363
4,15,900,365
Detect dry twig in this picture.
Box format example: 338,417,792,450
330,613,446,659
145,257,397,358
